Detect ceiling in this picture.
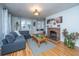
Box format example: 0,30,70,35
2,3,79,19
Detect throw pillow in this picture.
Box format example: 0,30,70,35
10,32,18,38
5,34,15,43
2,39,8,45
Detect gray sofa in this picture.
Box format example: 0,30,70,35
1,32,26,55
19,31,31,40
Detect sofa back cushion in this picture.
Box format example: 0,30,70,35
10,32,18,38
5,33,15,43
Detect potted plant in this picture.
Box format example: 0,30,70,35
63,29,79,48
62,28,69,45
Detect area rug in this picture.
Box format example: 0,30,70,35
28,38,55,55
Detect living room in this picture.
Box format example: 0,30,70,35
0,3,79,56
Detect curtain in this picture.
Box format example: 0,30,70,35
2,8,12,37
0,6,4,48
0,7,12,48
8,14,12,32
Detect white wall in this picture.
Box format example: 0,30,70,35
32,20,45,34
36,20,45,29
11,16,45,34
11,16,21,31
21,18,33,32
12,16,34,32
46,5,79,47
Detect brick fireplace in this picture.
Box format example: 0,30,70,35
47,28,60,41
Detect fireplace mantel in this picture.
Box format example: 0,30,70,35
47,28,60,40
48,28,60,31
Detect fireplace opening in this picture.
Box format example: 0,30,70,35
50,31,57,40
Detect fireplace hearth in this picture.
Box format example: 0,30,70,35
48,28,60,41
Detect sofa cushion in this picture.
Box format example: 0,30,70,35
15,36,25,42
2,39,8,45
5,33,15,43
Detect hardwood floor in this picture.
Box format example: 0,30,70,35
38,41,79,56
4,40,79,56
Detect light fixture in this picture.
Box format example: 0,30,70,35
33,9,40,16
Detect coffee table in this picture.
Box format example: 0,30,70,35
32,34,48,47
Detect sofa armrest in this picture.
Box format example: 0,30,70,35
2,36,25,47
2,39,25,50
1,36,26,55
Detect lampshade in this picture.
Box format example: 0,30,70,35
33,9,40,16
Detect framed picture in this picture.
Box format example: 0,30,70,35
47,19,55,24
55,16,62,23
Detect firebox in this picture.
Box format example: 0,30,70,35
48,28,60,41
50,31,57,40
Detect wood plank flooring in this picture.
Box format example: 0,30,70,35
4,40,79,56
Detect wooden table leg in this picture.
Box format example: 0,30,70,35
38,41,40,47
0,48,1,50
